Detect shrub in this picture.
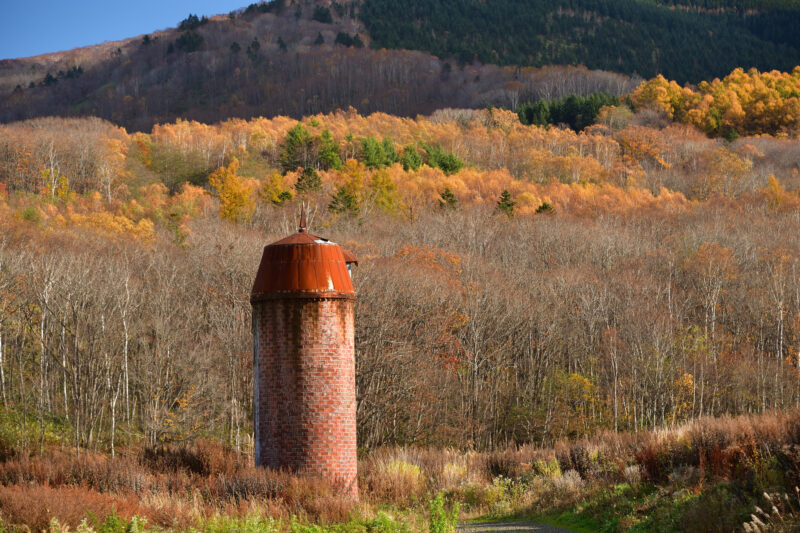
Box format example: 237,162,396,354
679,483,751,533
441,461,469,488
623,464,642,485
363,453,426,504
21,206,41,223
366,512,410,533
428,493,459,533
532,459,562,479
484,451,520,479
0,485,146,531
552,470,584,494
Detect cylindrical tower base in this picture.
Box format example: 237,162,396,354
253,297,357,497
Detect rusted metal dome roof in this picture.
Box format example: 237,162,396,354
251,213,357,302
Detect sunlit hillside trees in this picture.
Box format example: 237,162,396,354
2,78,800,456
631,67,800,138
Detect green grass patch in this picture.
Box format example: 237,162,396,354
290,513,412,533
518,481,761,533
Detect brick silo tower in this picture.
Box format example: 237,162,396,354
251,211,358,497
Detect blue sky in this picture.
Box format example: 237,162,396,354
0,0,252,60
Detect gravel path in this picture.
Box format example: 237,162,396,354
457,520,577,533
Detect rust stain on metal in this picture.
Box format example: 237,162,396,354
251,218,358,303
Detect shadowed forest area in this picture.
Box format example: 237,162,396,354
362,0,800,82
1,64,800,529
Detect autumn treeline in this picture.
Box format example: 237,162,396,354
631,66,800,138
1,95,800,453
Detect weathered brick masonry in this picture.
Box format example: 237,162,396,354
251,221,358,497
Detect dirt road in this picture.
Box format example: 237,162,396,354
457,520,578,533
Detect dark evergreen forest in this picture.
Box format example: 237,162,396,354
360,0,800,82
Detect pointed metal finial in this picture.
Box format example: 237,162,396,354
299,204,307,233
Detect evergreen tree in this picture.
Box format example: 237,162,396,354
175,31,204,53
439,187,458,210
295,167,322,194
382,137,398,165
518,101,550,126
280,124,313,173
359,0,800,83
312,6,333,23
360,136,384,168
314,32,325,45
400,145,423,171
318,129,342,170
496,189,516,217
329,185,359,215
335,32,354,46
178,14,202,31
425,144,464,175
246,38,260,61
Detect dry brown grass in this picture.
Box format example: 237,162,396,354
2,411,800,528
0,441,358,527
0,485,146,531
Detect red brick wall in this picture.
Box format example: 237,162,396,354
253,297,357,497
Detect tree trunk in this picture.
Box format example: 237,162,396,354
0,326,6,407
110,375,120,458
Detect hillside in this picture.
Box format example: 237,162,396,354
6,0,800,130
2,92,800,528
0,2,636,131
3,75,800,446
361,0,800,83
0,0,800,131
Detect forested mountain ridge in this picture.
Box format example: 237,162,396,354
0,1,637,131
360,0,800,83
5,0,800,130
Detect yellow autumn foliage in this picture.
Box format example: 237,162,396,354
632,67,800,137
208,157,255,222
